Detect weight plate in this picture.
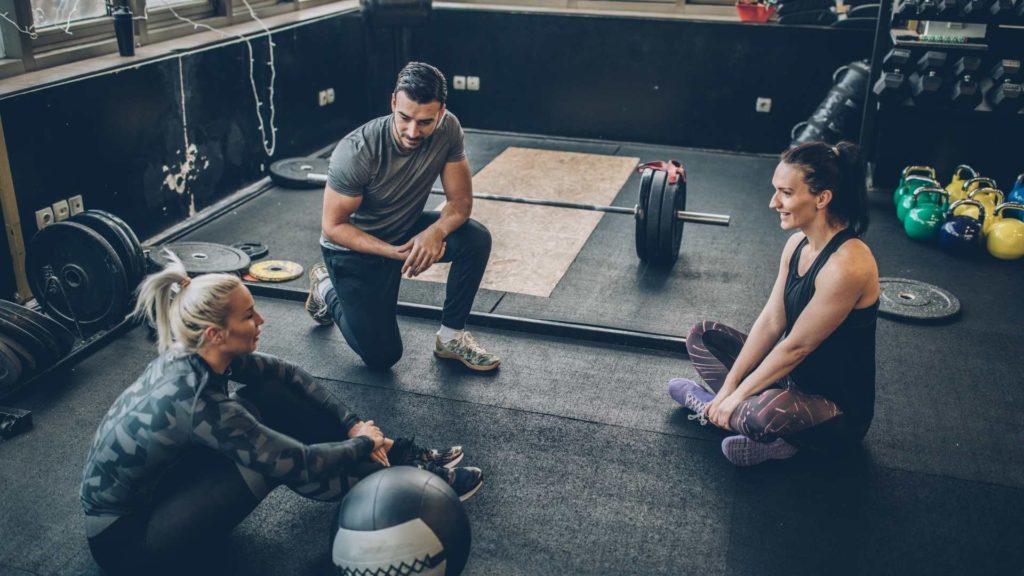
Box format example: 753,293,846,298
635,168,654,261
0,334,36,374
232,242,270,261
26,221,129,335
643,170,668,264
87,210,146,290
0,300,71,359
671,179,687,259
657,175,680,265
878,277,960,322
0,339,22,392
248,260,304,282
149,242,251,276
71,211,141,292
0,312,54,369
269,157,330,189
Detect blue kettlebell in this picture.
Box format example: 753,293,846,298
1007,173,1024,222
938,199,985,256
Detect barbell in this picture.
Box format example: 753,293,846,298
269,157,731,266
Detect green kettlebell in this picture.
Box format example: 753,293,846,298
968,187,1005,230
904,187,949,241
894,166,938,206
986,203,1024,260
897,177,942,223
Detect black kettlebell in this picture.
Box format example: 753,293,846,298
938,199,985,256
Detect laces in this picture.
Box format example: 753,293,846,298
457,331,487,355
685,394,708,426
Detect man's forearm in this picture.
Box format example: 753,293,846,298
432,199,471,237
325,222,399,258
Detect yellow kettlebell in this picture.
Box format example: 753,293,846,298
986,203,1024,260
967,187,1005,229
959,177,997,205
945,165,977,202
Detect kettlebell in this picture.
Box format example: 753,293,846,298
960,176,997,203
967,187,1005,230
938,199,985,256
1007,174,1024,222
897,177,942,223
894,166,938,206
904,187,950,241
945,164,977,203
986,202,1024,260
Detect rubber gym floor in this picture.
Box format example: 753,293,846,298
1,130,1022,576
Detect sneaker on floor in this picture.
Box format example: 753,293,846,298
420,461,484,502
390,436,464,469
668,378,713,426
434,332,501,372
721,435,798,467
305,264,333,326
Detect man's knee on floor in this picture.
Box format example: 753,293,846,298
361,346,403,371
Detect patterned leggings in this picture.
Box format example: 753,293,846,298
686,320,843,444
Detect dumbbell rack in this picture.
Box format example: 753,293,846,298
859,0,1024,189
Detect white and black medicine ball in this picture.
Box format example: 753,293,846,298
332,466,472,576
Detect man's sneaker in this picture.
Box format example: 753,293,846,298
305,264,333,326
721,435,798,467
668,378,713,426
390,437,464,469
420,461,484,502
434,332,500,372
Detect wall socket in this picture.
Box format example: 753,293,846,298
318,88,335,107
69,195,84,215
467,76,480,91
52,199,70,222
35,208,54,229
452,75,467,90
755,97,772,113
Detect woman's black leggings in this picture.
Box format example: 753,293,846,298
687,320,861,450
87,381,383,575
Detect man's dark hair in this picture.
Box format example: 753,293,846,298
394,62,447,105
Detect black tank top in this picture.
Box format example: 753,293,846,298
783,229,878,428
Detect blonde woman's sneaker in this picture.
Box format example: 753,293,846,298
390,437,464,469
420,461,484,502
721,435,798,466
434,332,501,371
305,264,333,326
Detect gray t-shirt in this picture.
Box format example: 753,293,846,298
320,111,466,248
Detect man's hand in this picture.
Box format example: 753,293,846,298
398,227,446,277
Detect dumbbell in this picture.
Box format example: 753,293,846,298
874,48,913,104
950,75,983,109
894,0,920,16
911,71,945,106
953,56,981,79
989,0,1014,15
960,0,991,15
917,51,948,74
917,0,940,16
987,82,1023,112
990,59,1022,84
938,0,962,14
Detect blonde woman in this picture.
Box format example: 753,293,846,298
81,254,482,574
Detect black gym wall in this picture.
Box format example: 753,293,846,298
417,9,874,154
0,13,369,301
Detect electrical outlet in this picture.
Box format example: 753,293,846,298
325,88,335,104
35,208,54,230
52,199,71,222
68,195,85,215
452,75,466,90
756,97,772,113
467,76,480,91
318,90,329,107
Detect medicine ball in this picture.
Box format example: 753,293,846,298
331,466,472,576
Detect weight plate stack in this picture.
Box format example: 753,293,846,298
635,168,654,262
26,221,130,336
149,242,251,276
269,157,330,189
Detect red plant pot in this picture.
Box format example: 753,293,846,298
735,2,776,22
